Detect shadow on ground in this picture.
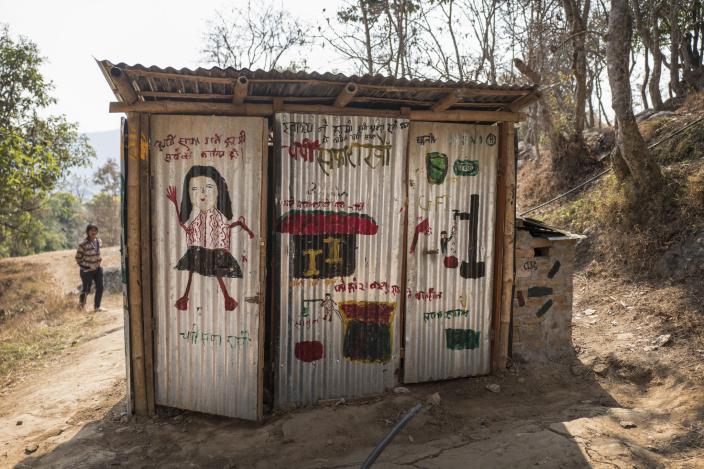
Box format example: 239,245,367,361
16,354,637,469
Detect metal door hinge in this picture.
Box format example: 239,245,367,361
245,295,261,304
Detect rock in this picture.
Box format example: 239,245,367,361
636,109,656,121
102,266,123,293
335,398,346,406
517,377,525,383
16,420,22,426
426,392,441,406
593,363,609,376
393,386,410,394
172,415,183,424
486,384,501,393
583,309,597,316
652,110,676,119
25,443,39,454
119,414,129,424
581,355,598,367
408,435,414,443
326,439,333,446
653,334,672,347
619,420,637,429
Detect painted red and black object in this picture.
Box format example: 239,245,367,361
339,301,395,363
295,340,324,362
277,210,379,279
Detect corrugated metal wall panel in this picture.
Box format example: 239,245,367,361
404,122,498,383
274,113,408,406
150,115,266,420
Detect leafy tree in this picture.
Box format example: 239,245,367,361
86,193,120,246
0,192,85,257
93,159,121,197
86,159,121,246
0,25,94,256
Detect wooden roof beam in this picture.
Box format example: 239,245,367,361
109,67,139,104
334,82,358,108
233,76,249,104
108,100,525,122
508,90,541,111
432,89,463,112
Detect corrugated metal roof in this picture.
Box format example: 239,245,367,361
517,218,584,240
98,60,538,112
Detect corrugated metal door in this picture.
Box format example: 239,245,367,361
404,122,498,383
274,113,408,406
150,115,267,420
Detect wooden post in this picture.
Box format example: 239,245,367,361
257,120,269,419
126,112,148,415
491,122,516,371
138,114,155,415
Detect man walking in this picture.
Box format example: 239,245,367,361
75,224,106,311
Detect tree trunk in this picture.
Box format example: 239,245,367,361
669,3,685,96
650,48,664,110
641,46,650,109
562,0,589,141
607,0,664,195
631,0,665,109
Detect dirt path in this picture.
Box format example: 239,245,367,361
8,246,121,295
2,250,703,468
0,295,125,467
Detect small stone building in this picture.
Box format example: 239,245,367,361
512,218,584,363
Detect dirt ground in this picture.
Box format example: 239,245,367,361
1,249,704,468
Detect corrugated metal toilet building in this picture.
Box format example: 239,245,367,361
99,61,546,420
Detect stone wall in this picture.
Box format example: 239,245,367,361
512,229,577,363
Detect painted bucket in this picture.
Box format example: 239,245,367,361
426,152,448,184
339,301,396,363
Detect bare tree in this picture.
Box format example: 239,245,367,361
322,0,420,78
607,0,664,195
201,1,310,70
561,0,591,139
680,0,704,91
631,0,667,110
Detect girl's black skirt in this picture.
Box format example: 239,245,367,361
175,246,242,278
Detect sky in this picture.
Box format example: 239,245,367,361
2,0,340,133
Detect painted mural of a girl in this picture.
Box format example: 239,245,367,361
165,165,254,312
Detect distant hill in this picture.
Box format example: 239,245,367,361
63,129,121,197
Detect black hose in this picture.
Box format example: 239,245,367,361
360,403,424,469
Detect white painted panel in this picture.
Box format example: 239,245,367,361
404,123,498,383
151,115,266,419
274,113,408,406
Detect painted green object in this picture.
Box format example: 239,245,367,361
426,152,448,184
343,321,392,362
445,328,481,350
453,159,479,176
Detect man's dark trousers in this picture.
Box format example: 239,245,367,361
80,267,104,309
